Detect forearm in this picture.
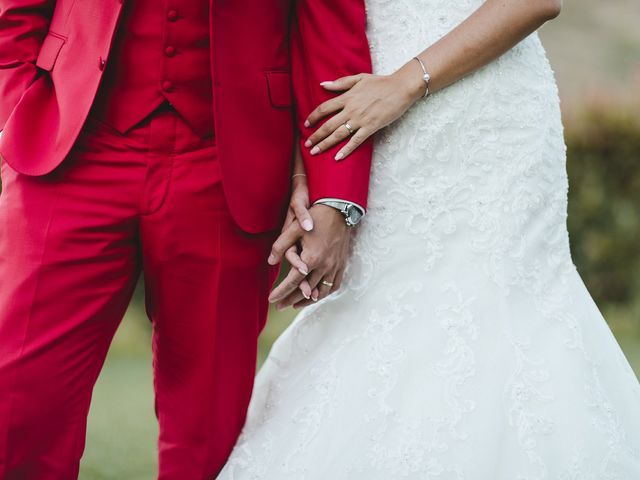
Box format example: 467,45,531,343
396,0,562,98
291,0,373,208
292,137,306,176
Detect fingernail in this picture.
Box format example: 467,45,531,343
304,139,312,148
320,81,333,86
335,152,344,161
298,267,309,276
310,146,320,155
312,295,319,302
267,254,276,265
301,290,310,300
304,120,311,128
302,219,313,231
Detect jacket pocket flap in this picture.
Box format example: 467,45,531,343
265,71,292,109
36,32,67,71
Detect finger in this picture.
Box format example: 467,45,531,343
304,267,327,295
319,74,366,92
283,208,295,230
334,128,372,161
292,298,315,309
268,268,306,303
305,111,349,148
311,122,355,157
316,272,337,301
277,289,308,310
304,96,346,128
269,222,303,265
299,279,312,300
333,268,345,291
284,246,309,276
311,287,320,303
291,196,313,232
293,287,320,308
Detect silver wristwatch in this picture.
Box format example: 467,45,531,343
314,199,365,227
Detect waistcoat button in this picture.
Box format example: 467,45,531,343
167,9,178,21
162,80,174,92
164,46,176,57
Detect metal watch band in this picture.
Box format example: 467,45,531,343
313,200,364,227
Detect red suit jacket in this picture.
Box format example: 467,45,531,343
0,0,373,233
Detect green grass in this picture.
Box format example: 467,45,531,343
81,354,158,480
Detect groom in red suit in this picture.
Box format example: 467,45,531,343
0,0,372,478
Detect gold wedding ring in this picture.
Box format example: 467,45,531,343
343,122,354,134
321,280,334,288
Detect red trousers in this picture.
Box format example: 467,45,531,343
0,105,278,479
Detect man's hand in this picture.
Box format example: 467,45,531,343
268,204,351,309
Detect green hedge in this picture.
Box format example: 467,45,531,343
566,106,640,310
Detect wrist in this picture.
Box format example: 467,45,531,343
312,203,347,226
313,199,365,227
291,172,307,186
392,61,428,103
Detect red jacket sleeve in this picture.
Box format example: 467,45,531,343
291,0,373,210
0,0,54,130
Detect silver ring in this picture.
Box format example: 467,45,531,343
321,280,334,288
343,122,354,135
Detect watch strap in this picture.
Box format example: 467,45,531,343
313,199,365,227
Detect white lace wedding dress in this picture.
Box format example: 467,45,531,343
218,1,640,478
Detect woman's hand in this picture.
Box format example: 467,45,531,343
286,173,313,234
303,63,426,161
304,0,562,163
274,148,316,302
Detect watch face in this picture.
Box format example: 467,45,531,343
346,205,363,225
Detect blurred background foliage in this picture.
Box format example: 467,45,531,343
566,106,640,310
0,2,638,478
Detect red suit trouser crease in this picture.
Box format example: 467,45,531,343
0,105,278,479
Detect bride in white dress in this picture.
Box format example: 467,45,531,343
219,0,640,478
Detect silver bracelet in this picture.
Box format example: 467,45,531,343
413,56,431,98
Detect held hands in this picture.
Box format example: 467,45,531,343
275,172,315,290
269,63,418,307
303,62,427,161
268,200,352,310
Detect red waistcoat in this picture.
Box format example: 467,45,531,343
90,0,214,137
0,0,373,233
